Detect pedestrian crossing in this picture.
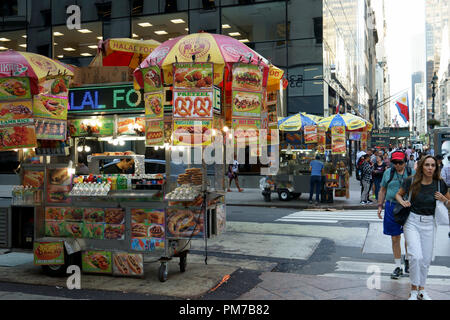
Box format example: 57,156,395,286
320,259,450,286
276,209,381,224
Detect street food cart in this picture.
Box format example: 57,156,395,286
262,113,371,202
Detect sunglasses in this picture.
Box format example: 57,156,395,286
392,160,405,165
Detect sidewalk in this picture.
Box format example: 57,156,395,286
237,272,450,300
225,175,378,210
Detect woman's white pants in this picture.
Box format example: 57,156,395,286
403,212,435,287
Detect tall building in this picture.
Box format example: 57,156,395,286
411,71,424,134
323,0,378,119
426,0,449,122
0,0,377,121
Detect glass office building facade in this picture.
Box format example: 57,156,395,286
1,0,365,117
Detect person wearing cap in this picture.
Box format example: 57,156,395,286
377,150,415,279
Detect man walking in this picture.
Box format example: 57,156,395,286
377,150,414,279
360,154,372,204
309,154,324,205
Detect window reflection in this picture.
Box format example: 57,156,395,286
132,12,188,42
221,2,285,43
52,22,102,59
0,29,27,51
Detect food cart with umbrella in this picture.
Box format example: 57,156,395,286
0,50,74,253
134,32,283,279
316,113,372,201
261,112,322,201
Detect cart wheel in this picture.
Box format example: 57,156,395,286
278,190,290,201
179,254,187,273
158,262,169,282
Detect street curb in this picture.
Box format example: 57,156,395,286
227,203,378,210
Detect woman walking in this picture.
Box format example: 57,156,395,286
395,155,450,300
372,155,386,201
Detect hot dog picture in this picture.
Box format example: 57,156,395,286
104,224,125,240
173,120,212,146
23,170,44,188
145,119,164,146
232,64,263,91
113,253,143,276
105,208,125,224
131,223,148,238
232,91,262,116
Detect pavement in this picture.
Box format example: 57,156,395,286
225,175,378,210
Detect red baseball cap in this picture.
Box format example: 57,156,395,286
391,151,405,161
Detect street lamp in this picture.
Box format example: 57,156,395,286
431,72,438,119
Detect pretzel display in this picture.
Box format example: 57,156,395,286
167,210,202,238
193,97,212,117
174,97,193,117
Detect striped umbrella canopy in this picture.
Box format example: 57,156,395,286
0,50,74,95
134,32,272,87
278,112,317,131
100,38,161,69
316,113,372,131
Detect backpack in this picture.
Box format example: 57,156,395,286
386,167,412,186
355,157,364,181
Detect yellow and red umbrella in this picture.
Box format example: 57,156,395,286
0,50,74,94
134,32,272,88
316,113,372,131
100,38,161,69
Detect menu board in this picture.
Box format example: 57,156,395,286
331,126,346,155
166,208,204,239
34,242,64,265
142,66,163,93
113,252,144,276
0,118,37,151
232,91,262,117
0,100,33,120
145,119,164,146
173,91,213,118
68,118,114,137
144,92,164,119
117,116,145,136
46,168,71,204
317,125,326,153
35,118,66,140
173,63,213,90
232,63,263,92
23,170,44,188
361,131,368,150
232,118,260,144
82,251,112,274
39,77,70,97
33,94,68,120
173,119,212,146
304,125,318,144
131,208,165,252
0,77,31,100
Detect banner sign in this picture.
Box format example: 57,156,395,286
69,84,144,113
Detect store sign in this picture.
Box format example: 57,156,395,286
69,84,144,113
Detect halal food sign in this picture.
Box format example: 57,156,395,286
69,84,144,113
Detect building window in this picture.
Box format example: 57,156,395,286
0,0,18,16
221,1,285,43
132,12,188,43
53,22,102,60
0,29,27,52
313,17,322,44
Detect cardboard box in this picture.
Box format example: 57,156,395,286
72,66,133,86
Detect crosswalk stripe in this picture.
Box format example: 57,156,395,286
276,210,381,223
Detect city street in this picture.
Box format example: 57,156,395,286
1,204,449,300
